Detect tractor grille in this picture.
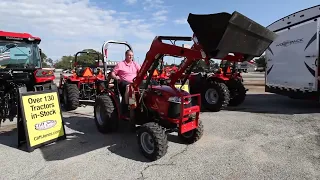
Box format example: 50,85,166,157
167,102,192,119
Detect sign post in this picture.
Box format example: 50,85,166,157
18,89,66,152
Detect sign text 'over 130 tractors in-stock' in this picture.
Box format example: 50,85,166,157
58,51,105,111
92,11,277,161
0,30,57,126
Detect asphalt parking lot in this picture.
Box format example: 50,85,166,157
0,72,319,180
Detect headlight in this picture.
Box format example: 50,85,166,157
168,96,191,104
168,96,181,104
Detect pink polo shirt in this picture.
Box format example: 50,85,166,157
113,60,141,83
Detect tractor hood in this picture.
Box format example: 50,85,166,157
153,85,190,96
187,11,277,60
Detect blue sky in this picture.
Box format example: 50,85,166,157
0,0,319,65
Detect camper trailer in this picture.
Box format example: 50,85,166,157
265,5,320,100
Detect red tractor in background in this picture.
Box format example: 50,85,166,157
156,51,249,112
58,51,105,111
92,11,277,161
163,65,178,78
0,30,56,125
188,55,249,112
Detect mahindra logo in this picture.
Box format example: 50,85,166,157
276,38,303,47
35,120,57,130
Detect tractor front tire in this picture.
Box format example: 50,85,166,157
63,83,79,111
202,81,230,112
137,122,168,161
94,95,119,134
179,119,204,144
228,81,246,106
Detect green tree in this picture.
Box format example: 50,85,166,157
39,50,51,67
47,58,53,64
42,62,50,68
53,49,103,69
75,49,102,65
54,55,74,69
40,50,47,62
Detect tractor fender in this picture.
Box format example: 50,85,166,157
59,76,80,87
59,78,81,89
205,76,227,86
96,76,106,81
67,76,81,82
59,74,77,82
60,75,70,80
207,74,229,82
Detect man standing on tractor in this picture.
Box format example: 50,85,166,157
110,50,141,113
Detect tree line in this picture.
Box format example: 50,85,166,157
42,49,103,69
43,48,267,70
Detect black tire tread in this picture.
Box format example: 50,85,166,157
137,122,168,161
94,95,119,134
179,120,204,144
202,81,230,112
64,83,79,111
228,82,246,106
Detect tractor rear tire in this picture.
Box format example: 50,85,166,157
94,95,119,134
202,81,230,112
63,83,79,111
228,81,246,106
137,122,168,161
179,119,204,144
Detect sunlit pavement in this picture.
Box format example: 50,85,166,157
1,71,319,180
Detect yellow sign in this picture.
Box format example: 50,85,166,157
175,84,190,93
20,91,65,148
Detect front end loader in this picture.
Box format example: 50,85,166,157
188,12,278,112
93,11,277,161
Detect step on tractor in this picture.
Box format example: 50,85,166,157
93,11,277,161
58,51,105,111
189,55,251,112
0,30,56,125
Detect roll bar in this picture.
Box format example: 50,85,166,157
74,51,100,67
101,40,133,63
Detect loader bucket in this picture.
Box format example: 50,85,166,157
187,11,277,59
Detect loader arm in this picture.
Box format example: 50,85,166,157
132,36,206,89
132,10,278,91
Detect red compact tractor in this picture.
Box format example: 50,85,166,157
0,30,56,125
58,51,105,111
188,54,250,112
93,11,277,161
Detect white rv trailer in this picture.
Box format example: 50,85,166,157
265,5,320,100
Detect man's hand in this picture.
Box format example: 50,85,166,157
111,71,120,80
